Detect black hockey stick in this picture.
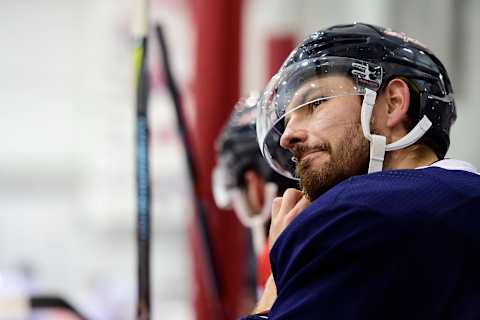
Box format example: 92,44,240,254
155,24,223,319
133,1,151,319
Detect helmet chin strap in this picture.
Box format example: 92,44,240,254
230,183,278,256
361,88,433,173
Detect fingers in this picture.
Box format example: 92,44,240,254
285,196,311,224
269,188,311,248
271,196,283,220
279,188,303,216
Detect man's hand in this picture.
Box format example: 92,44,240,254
269,188,311,249
251,188,310,315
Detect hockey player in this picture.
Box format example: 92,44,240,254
244,22,480,319
213,93,298,301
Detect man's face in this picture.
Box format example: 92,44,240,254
279,75,369,200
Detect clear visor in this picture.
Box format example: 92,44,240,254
257,57,383,180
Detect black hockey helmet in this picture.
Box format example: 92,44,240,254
280,22,456,158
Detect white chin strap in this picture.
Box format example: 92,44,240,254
361,89,433,173
230,183,278,256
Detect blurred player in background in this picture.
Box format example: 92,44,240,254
212,93,297,306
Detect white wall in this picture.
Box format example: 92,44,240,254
0,0,193,319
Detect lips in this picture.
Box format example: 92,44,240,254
297,147,328,163
300,150,325,162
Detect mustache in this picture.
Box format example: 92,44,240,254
291,143,330,163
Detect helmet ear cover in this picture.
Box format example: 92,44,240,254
417,90,456,158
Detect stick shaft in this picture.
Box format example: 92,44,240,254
133,1,151,319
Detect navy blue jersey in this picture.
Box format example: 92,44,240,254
242,163,480,319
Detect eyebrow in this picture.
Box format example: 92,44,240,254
295,86,320,108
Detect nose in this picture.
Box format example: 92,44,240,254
280,117,308,150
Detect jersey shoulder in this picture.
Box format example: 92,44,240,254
313,166,480,218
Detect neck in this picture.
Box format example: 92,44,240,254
383,144,439,170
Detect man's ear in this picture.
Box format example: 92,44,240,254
384,78,410,129
244,170,265,212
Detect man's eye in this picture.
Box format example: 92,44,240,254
306,98,327,112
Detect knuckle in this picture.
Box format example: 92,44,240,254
283,188,299,197
272,197,283,205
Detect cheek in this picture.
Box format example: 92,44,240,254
310,107,359,140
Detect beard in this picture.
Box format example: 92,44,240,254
295,124,369,201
